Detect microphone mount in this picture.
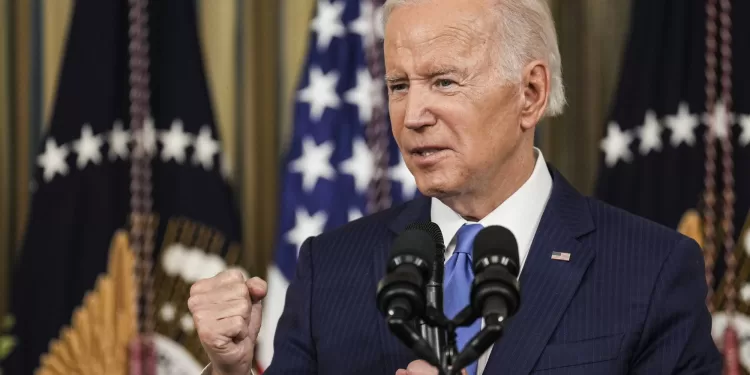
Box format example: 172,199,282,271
400,304,506,375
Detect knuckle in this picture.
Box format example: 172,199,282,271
225,269,244,283
187,294,208,313
237,299,251,316
187,295,199,311
231,283,249,299
190,279,208,296
192,311,208,326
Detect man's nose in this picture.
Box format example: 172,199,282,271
403,90,437,130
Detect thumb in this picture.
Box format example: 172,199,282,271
246,277,266,340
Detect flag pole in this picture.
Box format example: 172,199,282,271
365,0,392,215
701,0,738,373
127,0,157,374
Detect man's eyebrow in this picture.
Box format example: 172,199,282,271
428,65,468,77
385,74,405,83
429,66,460,75
384,66,465,83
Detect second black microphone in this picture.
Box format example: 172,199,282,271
406,221,448,362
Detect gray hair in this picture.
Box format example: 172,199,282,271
381,0,566,117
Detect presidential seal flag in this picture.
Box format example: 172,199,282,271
5,0,243,374
256,0,418,371
594,0,750,373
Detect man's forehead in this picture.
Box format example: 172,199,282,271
384,0,495,44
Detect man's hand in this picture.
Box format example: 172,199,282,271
188,269,267,375
395,360,468,375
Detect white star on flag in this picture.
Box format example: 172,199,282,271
600,121,633,167
289,136,336,193
345,68,381,124
348,207,363,223
339,137,375,193
665,102,699,147
37,138,70,182
109,120,131,161
192,125,220,169
739,114,750,147
298,66,341,122
389,155,418,199
637,110,663,155
310,0,346,52
160,119,193,163
73,124,104,169
702,100,735,141
348,1,376,48
286,207,328,256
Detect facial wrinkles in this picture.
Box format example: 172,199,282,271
387,9,492,78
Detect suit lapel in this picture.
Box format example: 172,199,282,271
374,195,432,362
374,194,432,276
484,167,596,374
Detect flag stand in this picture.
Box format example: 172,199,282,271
127,0,157,373
700,0,739,373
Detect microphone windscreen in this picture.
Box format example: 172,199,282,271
391,228,437,265
405,221,445,248
472,225,519,275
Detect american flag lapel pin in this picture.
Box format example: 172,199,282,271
551,251,571,261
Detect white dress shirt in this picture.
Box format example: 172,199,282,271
430,147,553,375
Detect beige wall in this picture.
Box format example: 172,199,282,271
279,0,316,155
540,0,632,194
199,1,238,181
42,0,72,129
0,0,10,317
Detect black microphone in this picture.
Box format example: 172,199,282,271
450,225,521,374
405,221,447,362
376,227,440,366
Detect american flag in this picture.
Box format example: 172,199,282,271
255,0,418,370
550,251,571,262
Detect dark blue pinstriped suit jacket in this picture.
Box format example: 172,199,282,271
265,165,722,374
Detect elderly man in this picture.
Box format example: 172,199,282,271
189,0,721,374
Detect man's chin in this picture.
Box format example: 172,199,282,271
414,182,453,199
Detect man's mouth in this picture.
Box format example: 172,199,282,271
412,148,446,157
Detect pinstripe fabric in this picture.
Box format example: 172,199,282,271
264,164,721,374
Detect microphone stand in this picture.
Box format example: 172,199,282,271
395,305,506,375
385,298,442,368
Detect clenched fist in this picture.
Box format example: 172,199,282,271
188,269,267,375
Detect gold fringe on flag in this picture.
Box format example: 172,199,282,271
34,230,138,375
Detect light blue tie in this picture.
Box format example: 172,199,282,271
444,223,483,375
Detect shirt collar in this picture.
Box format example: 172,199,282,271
430,148,553,269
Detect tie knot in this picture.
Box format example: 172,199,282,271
454,223,483,255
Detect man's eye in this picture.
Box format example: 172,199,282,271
389,83,408,92
436,79,455,87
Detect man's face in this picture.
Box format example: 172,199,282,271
384,0,526,199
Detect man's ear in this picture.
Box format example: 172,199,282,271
519,60,550,130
